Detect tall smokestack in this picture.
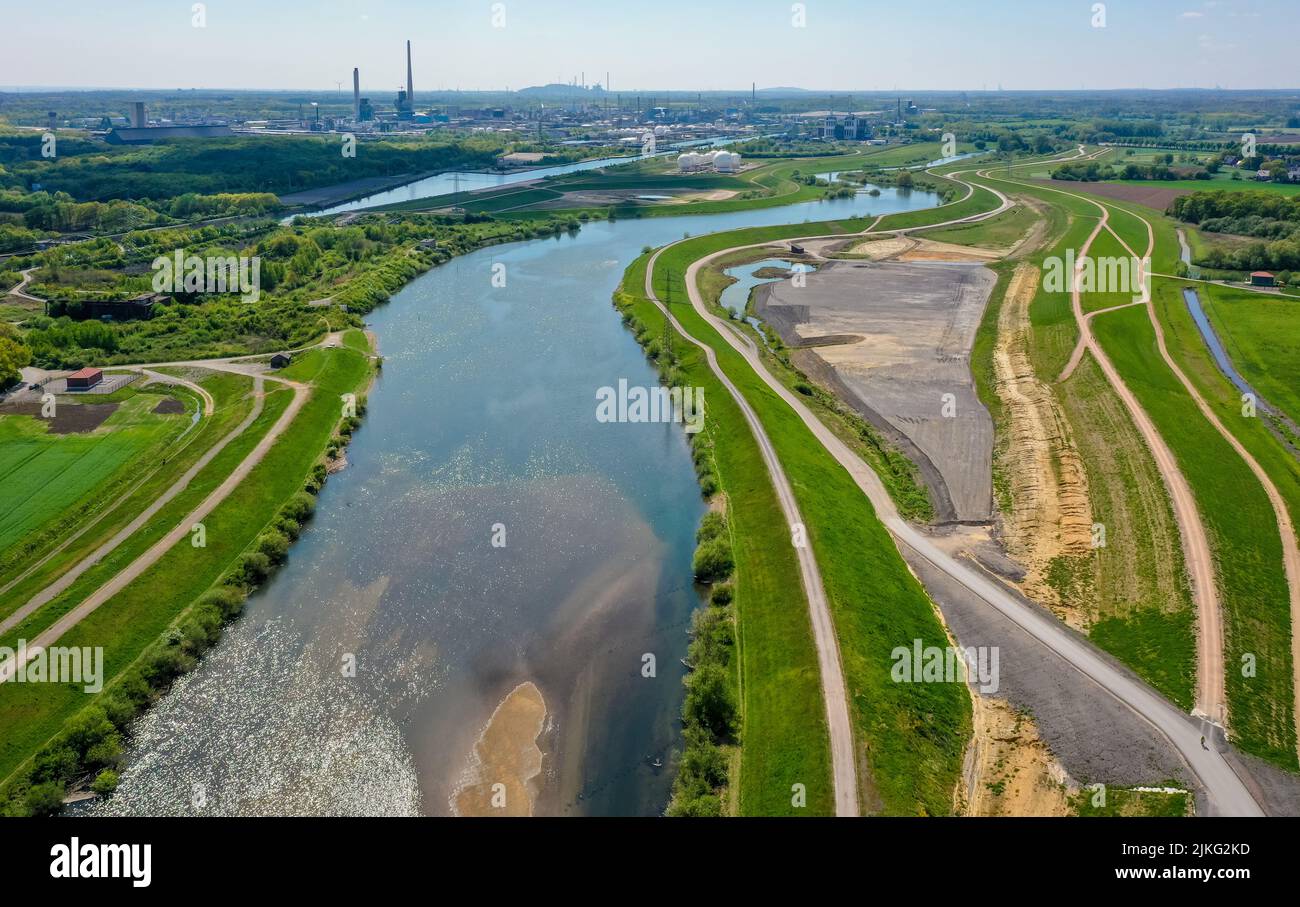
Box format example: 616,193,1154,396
353,68,360,120
406,41,414,108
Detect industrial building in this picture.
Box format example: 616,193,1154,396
395,40,416,119
678,149,741,173
107,125,233,144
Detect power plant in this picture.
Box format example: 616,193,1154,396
396,39,415,119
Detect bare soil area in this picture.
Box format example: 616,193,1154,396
758,260,997,522
1034,179,1190,211
991,263,1095,623
0,400,119,434
962,695,1073,816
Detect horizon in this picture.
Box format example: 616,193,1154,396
1,0,1295,93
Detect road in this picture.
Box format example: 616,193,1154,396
647,158,1265,815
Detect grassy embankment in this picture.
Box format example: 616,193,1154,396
980,167,1297,763
639,203,986,814
961,167,1197,709
0,336,375,812
1092,192,1299,766
617,253,832,817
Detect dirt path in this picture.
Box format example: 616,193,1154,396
0,372,215,604
991,168,1300,758
644,247,859,817
7,267,43,302
0,370,309,681
991,262,1094,618
134,367,215,416
648,154,1264,815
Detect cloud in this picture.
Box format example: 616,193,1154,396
1178,10,1204,18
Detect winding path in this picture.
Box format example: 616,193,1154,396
645,154,1264,815
985,166,1300,763
0,365,309,683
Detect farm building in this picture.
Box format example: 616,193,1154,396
65,367,103,390
1250,271,1276,287
270,353,293,369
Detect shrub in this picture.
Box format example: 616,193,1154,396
199,586,246,621
23,782,66,816
258,530,291,564
692,535,734,583
91,770,119,797
696,511,727,544
283,491,316,522
235,551,271,586
683,662,738,740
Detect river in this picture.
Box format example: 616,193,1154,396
309,138,739,218
93,183,940,817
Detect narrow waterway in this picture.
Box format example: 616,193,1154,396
94,183,940,817
310,138,738,218
719,257,805,339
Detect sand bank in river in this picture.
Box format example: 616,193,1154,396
451,681,548,816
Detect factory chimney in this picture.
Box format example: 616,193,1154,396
406,41,414,108
353,68,361,120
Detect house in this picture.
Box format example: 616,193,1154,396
1289,167,1300,183
1256,169,1272,181
270,353,292,369
1250,271,1276,287
65,367,103,390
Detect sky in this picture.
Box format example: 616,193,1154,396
0,0,1293,92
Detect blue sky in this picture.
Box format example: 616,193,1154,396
0,0,1292,91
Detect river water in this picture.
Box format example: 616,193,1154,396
310,138,739,218
94,184,939,817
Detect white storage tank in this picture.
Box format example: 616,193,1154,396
715,151,740,172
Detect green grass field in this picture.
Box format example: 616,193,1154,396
0,344,374,788
1199,284,1300,425
1109,176,1300,196
0,372,254,626
0,389,193,562
1092,299,1296,764
643,213,977,814
913,201,1040,249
